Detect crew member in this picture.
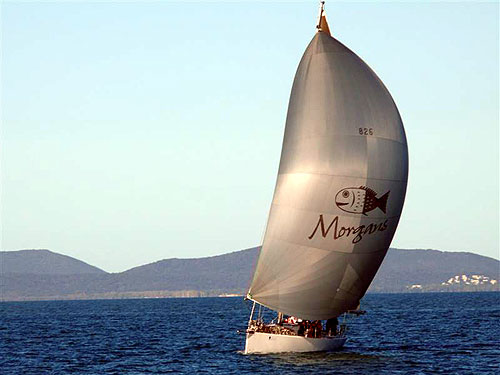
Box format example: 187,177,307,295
326,317,338,336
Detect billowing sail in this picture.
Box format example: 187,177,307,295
247,21,408,320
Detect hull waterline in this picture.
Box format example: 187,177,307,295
244,332,347,354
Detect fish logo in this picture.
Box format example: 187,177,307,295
335,186,389,216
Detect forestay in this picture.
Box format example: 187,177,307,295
247,18,408,320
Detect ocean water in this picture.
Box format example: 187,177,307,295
1,292,499,374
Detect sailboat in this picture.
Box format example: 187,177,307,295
244,2,408,354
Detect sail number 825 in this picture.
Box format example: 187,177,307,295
359,127,374,136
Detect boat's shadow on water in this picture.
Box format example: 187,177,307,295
238,349,385,367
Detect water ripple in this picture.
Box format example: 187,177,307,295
1,292,499,374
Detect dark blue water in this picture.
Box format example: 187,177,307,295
1,292,499,374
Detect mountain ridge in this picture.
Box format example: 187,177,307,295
1,249,107,275
1,247,498,301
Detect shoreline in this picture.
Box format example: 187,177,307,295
2,289,498,303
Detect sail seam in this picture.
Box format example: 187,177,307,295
263,237,389,256
282,131,408,146
268,204,402,221
277,171,408,183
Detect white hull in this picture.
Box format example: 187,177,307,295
244,332,347,354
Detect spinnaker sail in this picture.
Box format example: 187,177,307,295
247,13,408,320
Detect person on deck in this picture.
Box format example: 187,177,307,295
305,321,313,338
298,320,305,336
326,317,338,336
317,320,323,337
311,320,320,338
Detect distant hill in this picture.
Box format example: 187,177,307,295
1,249,106,275
370,249,499,292
111,247,258,292
0,247,498,301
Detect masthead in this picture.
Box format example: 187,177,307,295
316,1,331,36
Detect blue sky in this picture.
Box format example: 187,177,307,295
1,1,498,272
